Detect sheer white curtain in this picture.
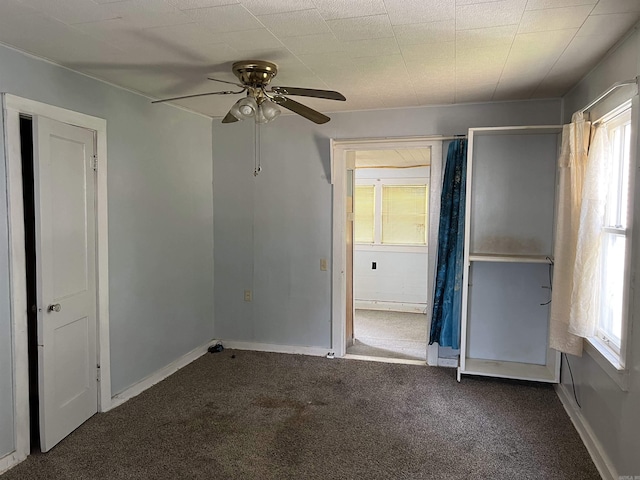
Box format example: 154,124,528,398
569,127,612,337
549,111,612,355
549,112,591,356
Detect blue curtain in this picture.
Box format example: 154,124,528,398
429,139,467,349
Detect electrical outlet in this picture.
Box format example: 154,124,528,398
372,262,377,270
244,290,252,302
320,258,328,271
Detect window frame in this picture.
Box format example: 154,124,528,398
355,176,430,252
354,184,375,244
586,101,635,384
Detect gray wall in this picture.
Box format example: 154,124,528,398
561,26,640,477
212,99,561,348
0,44,214,457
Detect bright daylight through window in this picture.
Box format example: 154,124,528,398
354,181,428,246
382,185,428,245
596,107,632,357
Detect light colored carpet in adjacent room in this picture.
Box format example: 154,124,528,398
347,309,428,361
2,350,599,480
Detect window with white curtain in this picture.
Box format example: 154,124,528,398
596,107,632,357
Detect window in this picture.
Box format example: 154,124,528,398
382,185,428,245
595,107,632,358
354,185,375,243
354,178,429,247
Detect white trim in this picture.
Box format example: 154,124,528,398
584,338,629,391
354,301,426,313
458,129,474,374
555,384,619,480
109,341,216,410
2,101,30,467
0,450,27,475
331,138,347,357
3,94,111,463
221,340,330,357
332,137,443,362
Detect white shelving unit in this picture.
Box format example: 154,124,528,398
458,126,562,383
468,254,552,264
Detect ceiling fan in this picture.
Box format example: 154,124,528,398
152,60,346,125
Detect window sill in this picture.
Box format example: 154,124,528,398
584,337,629,391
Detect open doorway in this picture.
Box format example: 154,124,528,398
4,94,112,463
19,116,40,452
348,151,430,360
331,138,443,363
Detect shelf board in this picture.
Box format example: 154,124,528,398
459,358,558,383
469,253,553,264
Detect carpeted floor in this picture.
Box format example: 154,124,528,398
3,350,598,480
348,309,428,360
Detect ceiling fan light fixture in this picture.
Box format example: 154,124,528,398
255,108,268,124
260,100,281,122
231,96,258,119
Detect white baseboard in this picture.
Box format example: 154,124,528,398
427,343,439,366
555,384,617,480
222,341,330,357
355,301,427,314
0,450,28,475
109,340,217,410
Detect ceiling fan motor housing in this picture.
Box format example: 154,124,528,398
232,60,278,87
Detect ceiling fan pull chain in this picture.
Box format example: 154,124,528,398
254,121,261,176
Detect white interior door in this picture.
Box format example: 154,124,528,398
34,116,97,452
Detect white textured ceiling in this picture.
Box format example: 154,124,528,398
0,0,638,119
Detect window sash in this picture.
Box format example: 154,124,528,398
595,108,632,354
354,180,429,246
381,185,428,245
598,230,626,354
354,185,375,244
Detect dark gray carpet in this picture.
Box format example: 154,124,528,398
3,350,599,480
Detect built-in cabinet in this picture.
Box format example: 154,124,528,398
458,126,562,382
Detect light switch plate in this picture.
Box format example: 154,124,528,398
244,290,252,302
320,258,328,271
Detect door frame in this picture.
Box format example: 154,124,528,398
2,94,110,463
330,136,443,361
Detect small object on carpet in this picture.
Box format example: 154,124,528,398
208,342,224,353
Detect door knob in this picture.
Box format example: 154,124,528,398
47,304,61,313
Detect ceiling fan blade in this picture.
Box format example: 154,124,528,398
270,86,346,101
208,77,245,88
222,111,239,123
152,89,245,103
271,96,330,124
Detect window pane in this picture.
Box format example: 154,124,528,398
598,109,632,352
354,185,375,243
600,232,625,346
605,114,631,229
381,185,428,245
